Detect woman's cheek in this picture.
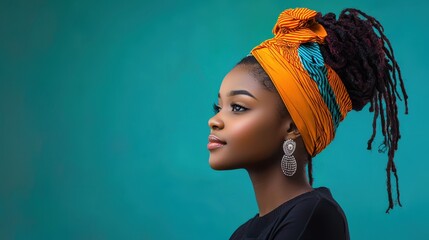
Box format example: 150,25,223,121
229,112,276,153
229,113,262,142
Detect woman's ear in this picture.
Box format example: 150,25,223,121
284,121,301,140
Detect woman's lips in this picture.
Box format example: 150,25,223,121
207,135,226,150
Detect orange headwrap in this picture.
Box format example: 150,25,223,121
251,8,352,156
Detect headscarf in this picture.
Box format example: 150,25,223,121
251,8,352,156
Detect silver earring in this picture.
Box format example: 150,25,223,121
281,139,297,177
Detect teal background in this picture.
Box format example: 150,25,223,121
0,0,427,239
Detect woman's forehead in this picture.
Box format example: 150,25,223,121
218,66,267,97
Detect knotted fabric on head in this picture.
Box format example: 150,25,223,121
251,8,352,156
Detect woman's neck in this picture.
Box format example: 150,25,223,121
247,163,312,217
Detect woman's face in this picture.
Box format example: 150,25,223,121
208,65,289,171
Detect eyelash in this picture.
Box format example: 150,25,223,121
231,104,249,112
213,103,221,114
213,103,249,114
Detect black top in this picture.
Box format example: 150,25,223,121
229,187,349,240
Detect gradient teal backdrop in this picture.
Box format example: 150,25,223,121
1,0,427,239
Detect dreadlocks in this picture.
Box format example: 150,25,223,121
317,8,408,213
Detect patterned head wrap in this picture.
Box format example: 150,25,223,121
251,8,352,156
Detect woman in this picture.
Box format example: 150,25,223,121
207,7,408,240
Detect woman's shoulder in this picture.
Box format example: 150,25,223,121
275,187,349,240
284,187,347,224
295,187,349,239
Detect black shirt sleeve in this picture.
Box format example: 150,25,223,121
273,198,347,240
299,198,348,240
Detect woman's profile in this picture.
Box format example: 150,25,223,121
207,7,408,240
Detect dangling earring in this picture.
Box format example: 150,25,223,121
281,139,297,177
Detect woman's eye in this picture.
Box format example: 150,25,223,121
213,103,221,114
231,104,248,112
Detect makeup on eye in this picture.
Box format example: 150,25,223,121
213,89,256,114
212,102,250,114
213,103,221,114
231,103,249,112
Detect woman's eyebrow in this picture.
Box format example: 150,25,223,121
229,90,257,99
218,90,257,100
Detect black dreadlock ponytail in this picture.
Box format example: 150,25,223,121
317,8,409,213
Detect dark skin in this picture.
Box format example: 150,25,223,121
208,65,313,217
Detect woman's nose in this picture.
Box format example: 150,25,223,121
208,114,224,130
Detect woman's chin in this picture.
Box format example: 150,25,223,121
209,157,233,170
209,160,224,170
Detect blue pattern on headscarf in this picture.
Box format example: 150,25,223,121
297,42,341,129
